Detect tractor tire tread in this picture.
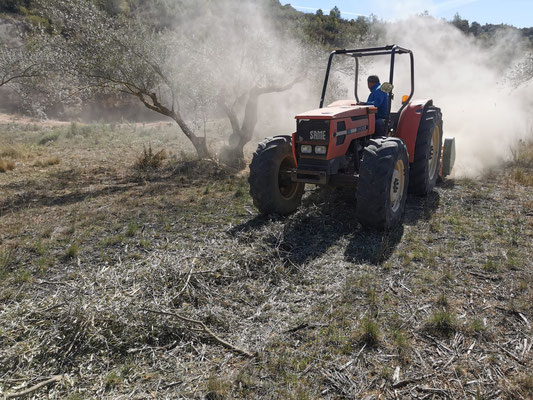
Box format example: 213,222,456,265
249,136,304,215
408,106,443,195
356,137,409,230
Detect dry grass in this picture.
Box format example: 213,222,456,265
511,139,533,167
0,158,15,172
134,144,168,171
0,120,531,399
511,168,533,186
0,145,24,159
509,140,533,186
33,157,61,168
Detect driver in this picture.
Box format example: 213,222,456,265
362,75,387,134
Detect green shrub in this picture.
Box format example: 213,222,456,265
38,130,60,145
134,145,167,170
426,310,457,337
359,317,380,347
65,243,79,259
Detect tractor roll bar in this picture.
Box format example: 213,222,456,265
319,45,415,133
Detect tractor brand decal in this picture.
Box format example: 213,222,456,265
296,119,330,142
335,130,348,137
335,126,368,137
309,130,327,140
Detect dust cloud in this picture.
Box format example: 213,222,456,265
256,11,533,177
7,0,530,176
377,16,532,177
170,0,320,143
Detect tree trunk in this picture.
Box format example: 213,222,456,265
219,135,246,169
135,91,211,159
219,93,258,169
188,134,210,159
219,78,301,169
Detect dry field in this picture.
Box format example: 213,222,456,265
0,115,532,399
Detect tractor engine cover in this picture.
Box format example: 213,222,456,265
291,101,376,184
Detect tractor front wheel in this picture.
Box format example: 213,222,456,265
249,136,304,215
356,137,409,230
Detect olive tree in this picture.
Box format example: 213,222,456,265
512,53,533,85
40,0,314,166
38,0,312,165
0,21,52,113
0,44,39,88
38,0,211,157
196,1,307,167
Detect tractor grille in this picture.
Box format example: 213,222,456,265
296,119,330,142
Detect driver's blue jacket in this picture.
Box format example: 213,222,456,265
366,83,388,119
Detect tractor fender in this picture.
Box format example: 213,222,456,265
396,99,433,163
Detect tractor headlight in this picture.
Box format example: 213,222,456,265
301,145,312,154
314,145,327,155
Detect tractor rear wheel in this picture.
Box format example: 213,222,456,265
409,106,443,195
356,137,409,230
249,136,304,215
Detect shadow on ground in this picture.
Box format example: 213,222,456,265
233,185,441,266
0,184,136,215
403,190,440,224
0,160,236,215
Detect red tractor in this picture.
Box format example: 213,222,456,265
249,45,455,230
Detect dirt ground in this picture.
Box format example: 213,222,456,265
0,117,532,399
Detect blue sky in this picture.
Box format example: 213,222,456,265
282,0,532,28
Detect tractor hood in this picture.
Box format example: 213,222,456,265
295,100,377,120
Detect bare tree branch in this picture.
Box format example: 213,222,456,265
4,375,63,399
219,101,241,135
141,308,254,358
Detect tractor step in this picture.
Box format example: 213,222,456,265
290,169,327,185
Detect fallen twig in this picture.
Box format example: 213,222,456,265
467,271,501,281
496,343,525,365
4,375,62,399
37,279,76,289
160,380,182,390
393,366,400,385
171,265,194,302
494,306,531,329
518,312,530,329
416,386,450,396
392,373,433,389
284,322,328,333
127,340,178,354
141,308,254,358
440,355,456,371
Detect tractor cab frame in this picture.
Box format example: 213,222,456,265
319,45,414,135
